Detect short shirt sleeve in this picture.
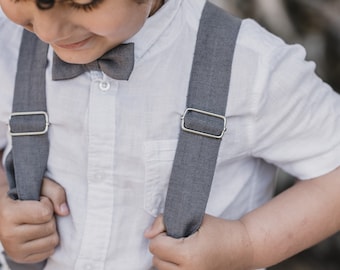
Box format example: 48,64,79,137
251,38,340,179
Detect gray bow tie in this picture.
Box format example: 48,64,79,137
52,43,134,81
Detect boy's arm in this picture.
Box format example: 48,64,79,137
242,166,340,268
146,166,340,270
0,149,69,264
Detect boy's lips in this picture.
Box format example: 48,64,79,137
54,36,93,50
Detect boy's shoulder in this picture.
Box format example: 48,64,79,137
235,18,307,69
237,19,287,55
0,8,23,57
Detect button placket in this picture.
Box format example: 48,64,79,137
74,74,118,270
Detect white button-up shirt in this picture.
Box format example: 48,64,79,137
1,0,340,269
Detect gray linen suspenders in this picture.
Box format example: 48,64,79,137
164,2,241,238
4,1,240,269
5,30,49,202
3,31,49,270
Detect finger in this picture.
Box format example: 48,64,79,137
144,215,166,239
25,196,54,224
16,217,57,243
2,196,54,225
5,249,54,265
149,233,184,263
152,255,178,270
20,249,55,264
7,232,58,264
41,178,69,216
1,217,57,254
23,231,59,256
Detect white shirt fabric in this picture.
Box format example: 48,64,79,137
1,0,340,269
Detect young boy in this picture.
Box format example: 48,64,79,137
0,0,340,269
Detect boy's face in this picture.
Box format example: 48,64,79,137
0,0,163,64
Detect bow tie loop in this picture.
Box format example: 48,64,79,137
52,43,135,81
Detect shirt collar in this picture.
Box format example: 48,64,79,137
126,0,183,60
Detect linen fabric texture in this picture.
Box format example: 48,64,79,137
0,0,340,269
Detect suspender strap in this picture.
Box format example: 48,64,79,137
4,30,48,270
164,2,241,238
5,30,49,201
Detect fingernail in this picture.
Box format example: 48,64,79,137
60,203,69,215
144,226,153,237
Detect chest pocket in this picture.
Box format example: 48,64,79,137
144,140,177,217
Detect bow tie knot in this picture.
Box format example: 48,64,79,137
52,43,135,81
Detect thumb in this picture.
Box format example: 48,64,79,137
41,178,69,216
144,215,166,239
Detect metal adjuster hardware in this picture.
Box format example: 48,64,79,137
181,108,227,139
9,111,49,136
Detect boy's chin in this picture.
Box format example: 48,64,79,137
52,47,105,65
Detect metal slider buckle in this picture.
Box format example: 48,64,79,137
181,108,227,139
9,111,50,136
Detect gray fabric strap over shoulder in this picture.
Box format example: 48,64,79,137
6,29,49,201
163,1,241,238
4,30,49,269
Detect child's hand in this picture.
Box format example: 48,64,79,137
145,214,254,270
0,178,69,264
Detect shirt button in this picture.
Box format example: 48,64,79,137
84,264,93,270
95,173,104,182
99,81,110,91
